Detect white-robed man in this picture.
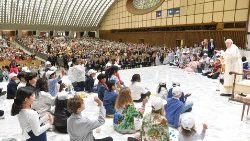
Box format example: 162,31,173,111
220,39,243,96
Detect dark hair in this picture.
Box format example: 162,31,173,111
55,98,68,110
157,83,167,93
36,78,48,92
67,95,83,114
131,74,141,83
10,60,17,68
107,80,116,91
97,73,106,81
180,126,197,137
72,58,78,65
109,66,119,76
25,72,37,82
17,71,27,80
242,56,247,62
11,86,35,116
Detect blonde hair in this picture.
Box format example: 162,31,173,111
115,87,133,110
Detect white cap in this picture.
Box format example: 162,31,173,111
159,80,166,85
21,67,30,72
172,86,182,98
57,91,69,100
45,70,55,79
172,81,180,87
204,53,208,56
50,66,57,72
45,61,51,66
151,97,163,111
181,114,195,131
105,62,112,67
9,73,17,79
88,69,97,75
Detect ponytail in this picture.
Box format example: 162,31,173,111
11,99,22,116
11,86,35,116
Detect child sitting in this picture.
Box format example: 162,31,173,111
165,86,184,129
96,73,108,101
242,56,249,70
113,88,147,134
156,81,168,99
67,95,113,141
178,114,208,141
85,69,97,93
167,82,193,113
103,80,118,117
54,91,71,133
207,58,221,79
129,74,151,102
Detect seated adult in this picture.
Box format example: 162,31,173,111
7,73,19,99
129,74,151,102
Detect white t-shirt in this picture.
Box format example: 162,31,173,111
32,91,55,115
17,109,50,139
68,64,85,83
129,82,148,100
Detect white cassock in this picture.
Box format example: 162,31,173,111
222,44,243,93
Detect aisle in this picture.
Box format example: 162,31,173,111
0,65,250,141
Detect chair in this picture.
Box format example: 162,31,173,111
230,70,250,121
241,97,250,121
229,70,250,100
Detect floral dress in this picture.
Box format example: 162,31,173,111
113,104,142,134
141,112,170,141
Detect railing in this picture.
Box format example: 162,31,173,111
15,39,48,61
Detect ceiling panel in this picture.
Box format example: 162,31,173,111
0,0,115,28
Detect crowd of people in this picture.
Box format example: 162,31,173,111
0,38,35,61
18,36,172,70
0,55,209,141
0,36,249,141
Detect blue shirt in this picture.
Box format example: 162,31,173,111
48,78,59,97
165,98,184,128
97,83,108,101
110,75,119,84
243,61,249,70
103,90,117,115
